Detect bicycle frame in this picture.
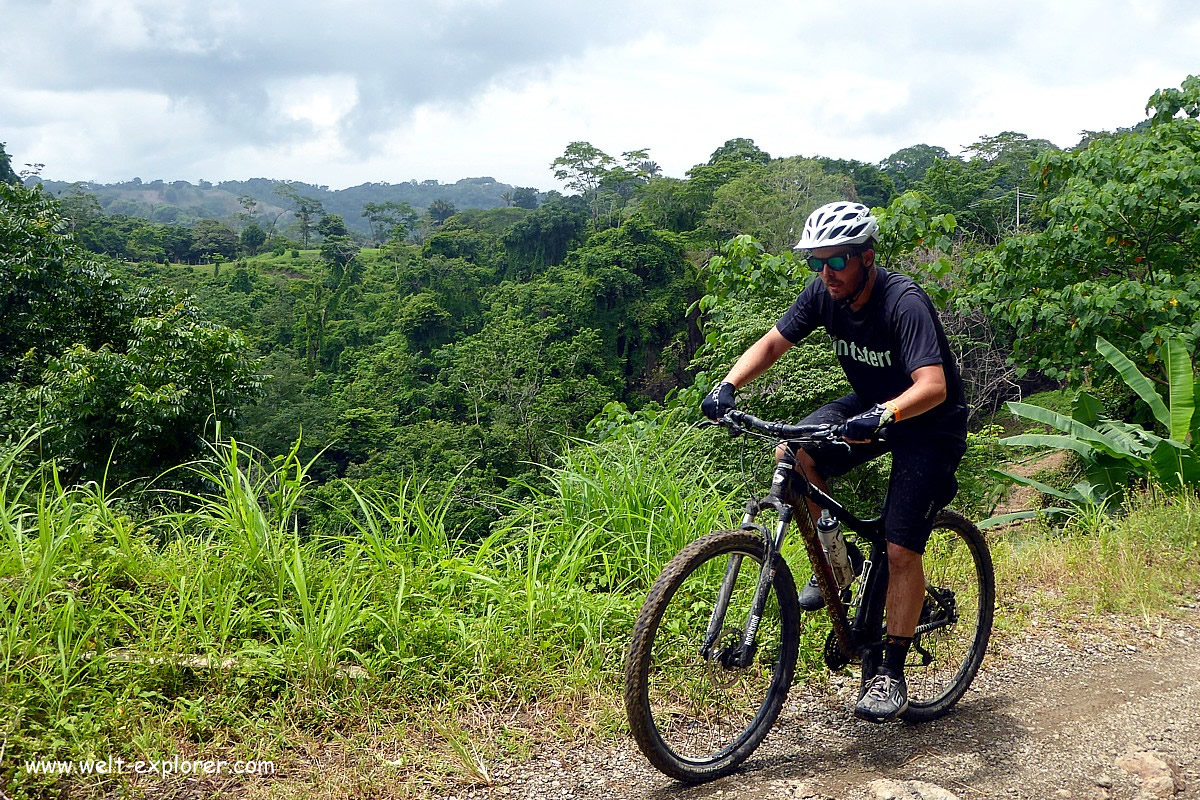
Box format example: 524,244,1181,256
701,445,889,669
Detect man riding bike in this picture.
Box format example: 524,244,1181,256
700,201,969,722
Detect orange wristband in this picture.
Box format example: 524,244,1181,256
884,401,901,422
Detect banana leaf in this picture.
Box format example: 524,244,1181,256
1096,419,1160,458
989,468,1071,499
1004,402,1139,459
1097,335,1170,433
979,508,1071,529
1072,391,1105,428
1000,432,1100,460
1150,438,1200,488
1162,337,1194,444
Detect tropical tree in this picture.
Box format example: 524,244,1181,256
240,222,267,255
704,157,854,253
0,141,18,185
316,212,349,239
638,160,662,179
127,224,166,262
274,183,324,247
28,289,262,482
57,184,104,234
441,314,613,463
0,182,261,482
705,138,771,167
236,194,260,229
361,200,420,245
512,186,539,209
914,158,1008,242
965,75,1200,384
551,141,616,212
191,219,239,262
500,194,589,279
0,183,126,380
880,144,954,193
427,199,457,226
677,139,774,231
816,158,896,208
633,177,698,233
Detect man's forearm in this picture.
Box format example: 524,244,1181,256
887,364,948,421
722,328,794,389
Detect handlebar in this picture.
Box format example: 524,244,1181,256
714,410,888,445
722,410,842,442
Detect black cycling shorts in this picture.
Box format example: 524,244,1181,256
790,393,967,555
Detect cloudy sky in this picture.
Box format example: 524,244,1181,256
3,0,1198,190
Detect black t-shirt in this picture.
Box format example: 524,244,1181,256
775,267,968,439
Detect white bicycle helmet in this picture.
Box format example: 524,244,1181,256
793,202,878,250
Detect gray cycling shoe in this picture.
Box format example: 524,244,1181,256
797,540,865,611
854,669,909,723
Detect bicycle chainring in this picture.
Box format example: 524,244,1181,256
823,629,850,671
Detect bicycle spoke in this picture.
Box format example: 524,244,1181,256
900,511,994,719
646,549,783,760
625,530,799,781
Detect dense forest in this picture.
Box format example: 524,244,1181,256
1,75,1199,796
26,174,541,238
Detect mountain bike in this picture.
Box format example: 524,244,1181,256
623,409,994,783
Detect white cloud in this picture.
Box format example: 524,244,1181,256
2,0,1198,189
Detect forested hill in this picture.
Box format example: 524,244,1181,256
27,175,541,235
3,75,1199,545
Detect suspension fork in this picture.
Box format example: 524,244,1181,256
698,504,789,664
701,457,853,668
766,460,859,660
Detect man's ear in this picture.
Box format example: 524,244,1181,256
861,248,875,267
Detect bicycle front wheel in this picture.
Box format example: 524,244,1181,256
624,529,800,783
900,508,995,722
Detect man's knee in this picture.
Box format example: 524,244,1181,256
778,444,822,481
887,541,922,573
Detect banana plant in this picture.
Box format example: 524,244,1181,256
981,335,1198,528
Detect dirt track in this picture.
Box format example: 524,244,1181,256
477,609,1200,800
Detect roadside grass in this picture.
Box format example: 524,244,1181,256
0,425,733,797
988,485,1200,623
2,426,1198,798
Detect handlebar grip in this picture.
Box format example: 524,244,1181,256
829,422,889,444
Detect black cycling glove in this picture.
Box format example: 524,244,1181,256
842,402,898,441
701,381,736,421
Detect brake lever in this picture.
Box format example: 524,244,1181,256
697,417,745,437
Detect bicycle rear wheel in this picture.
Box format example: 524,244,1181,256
900,508,994,722
624,529,800,783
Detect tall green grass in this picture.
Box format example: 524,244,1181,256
990,484,1200,619
0,423,740,793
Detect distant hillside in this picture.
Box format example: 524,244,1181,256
29,176,543,235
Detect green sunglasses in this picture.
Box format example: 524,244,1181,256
807,251,858,272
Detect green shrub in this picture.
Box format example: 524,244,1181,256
986,335,1199,527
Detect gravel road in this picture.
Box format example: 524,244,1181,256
462,610,1200,800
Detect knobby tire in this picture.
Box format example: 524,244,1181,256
624,530,800,783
